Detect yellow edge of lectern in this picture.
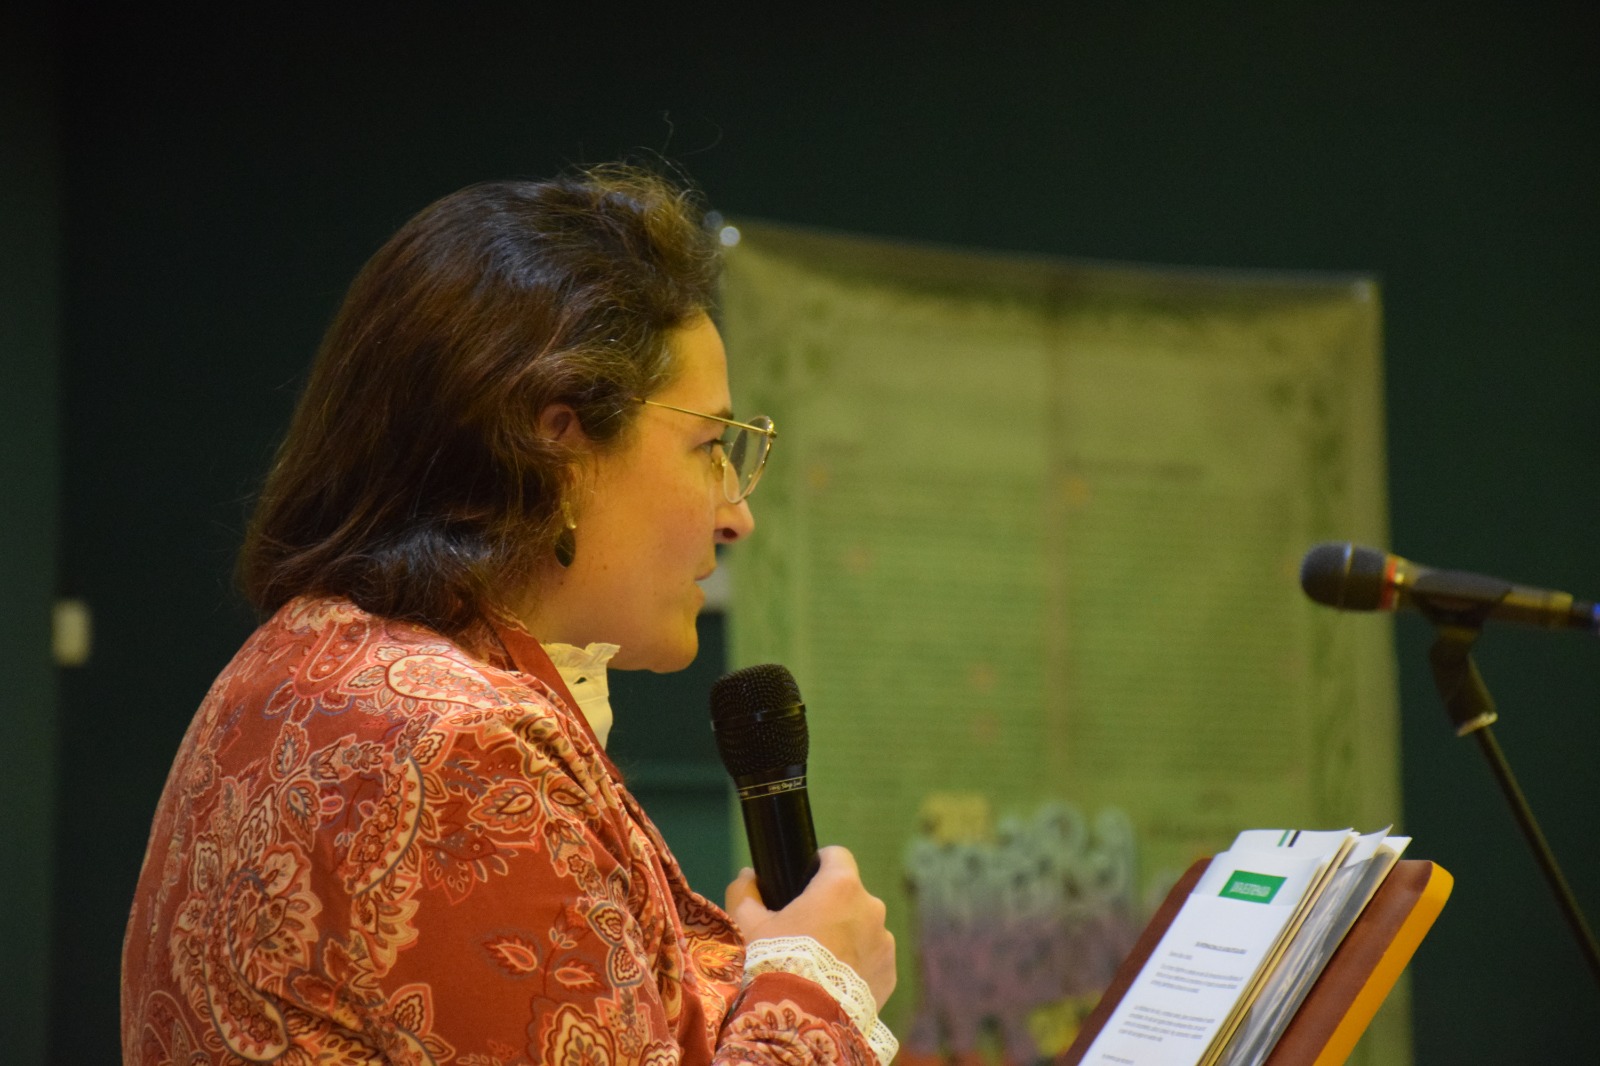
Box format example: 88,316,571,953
1310,863,1455,1066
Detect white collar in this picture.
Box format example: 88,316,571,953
541,642,621,748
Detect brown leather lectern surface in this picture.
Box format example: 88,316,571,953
1060,858,1452,1066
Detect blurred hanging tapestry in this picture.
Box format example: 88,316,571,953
720,223,1403,1066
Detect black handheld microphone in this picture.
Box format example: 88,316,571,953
1299,541,1600,634
709,663,820,909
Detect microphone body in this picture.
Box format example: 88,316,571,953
710,664,820,909
1299,541,1600,634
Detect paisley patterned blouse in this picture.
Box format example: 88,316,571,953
122,596,878,1066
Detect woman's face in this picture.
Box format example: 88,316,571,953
528,314,756,671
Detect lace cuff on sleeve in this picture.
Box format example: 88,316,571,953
743,936,899,1064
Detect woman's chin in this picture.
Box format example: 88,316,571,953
612,635,699,674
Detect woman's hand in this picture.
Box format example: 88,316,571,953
725,845,897,1008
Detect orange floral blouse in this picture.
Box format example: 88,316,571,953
122,596,876,1066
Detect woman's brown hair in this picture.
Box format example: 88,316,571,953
239,164,721,637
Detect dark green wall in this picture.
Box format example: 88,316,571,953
38,3,1600,1063
1,5,59,1064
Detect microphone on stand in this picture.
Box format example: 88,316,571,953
1298,541,1600,633
710,663,820,909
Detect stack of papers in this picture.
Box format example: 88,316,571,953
1079,827,1410,1066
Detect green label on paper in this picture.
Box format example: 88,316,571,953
1220,870,1287,903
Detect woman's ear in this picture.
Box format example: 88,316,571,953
536,403,586,445
537,404,595,511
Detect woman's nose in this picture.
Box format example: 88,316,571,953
716,497,755,544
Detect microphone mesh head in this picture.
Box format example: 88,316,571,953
710,663,808,777
1300,541,1388,610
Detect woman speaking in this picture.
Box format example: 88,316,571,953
121,166,896,1066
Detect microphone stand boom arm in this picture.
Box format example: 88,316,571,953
1422,604,1600,990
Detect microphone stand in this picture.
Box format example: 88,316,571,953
1422,611,1600,989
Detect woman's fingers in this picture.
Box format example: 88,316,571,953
725,867,769,934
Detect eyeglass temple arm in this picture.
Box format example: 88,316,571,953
638,398,776,439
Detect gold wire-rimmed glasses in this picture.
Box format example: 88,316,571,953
639,399,777,503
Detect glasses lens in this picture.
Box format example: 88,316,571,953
727,429,751,482
718,438,742,502
731,417,773,501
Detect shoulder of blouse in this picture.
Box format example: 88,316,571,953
241,595,569,717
